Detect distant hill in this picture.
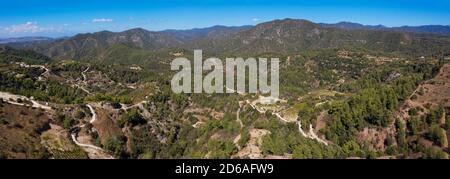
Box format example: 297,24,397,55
19,25,253,60
319,22,387,30
0,37,53,44
25,28,185,60
320,22,450,36
162,25,253,41
29,25,253,60
14,19,450,61
393,25,450,36
197,19,450,55
0,45,53,64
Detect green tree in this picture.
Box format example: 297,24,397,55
422,147,449,159
63,116,73,129
395,119,407,150
238,128,250,149
429,125,447,147
117,108,145,127
207,140,237,159
342,140,361,157
105,137,126,158
445,117,450,130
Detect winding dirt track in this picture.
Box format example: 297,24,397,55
70,133,104,151
87,104,97,123
76,67,91,94
70,104,105,151
244,97,328,146
0,91,52,110
236,107,244,128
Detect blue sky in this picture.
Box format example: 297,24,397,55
0,0,449,38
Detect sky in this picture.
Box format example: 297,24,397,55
0,0,449,38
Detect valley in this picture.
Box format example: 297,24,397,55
1,18,449,159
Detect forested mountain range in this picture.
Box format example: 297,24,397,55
9,19,449,62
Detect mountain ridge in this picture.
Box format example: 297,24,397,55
320,22,450,35
9,18,450,61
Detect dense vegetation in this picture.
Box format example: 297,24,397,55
0,71,85,104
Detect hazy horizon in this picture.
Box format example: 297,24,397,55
1,0,450,38
2,18,450,39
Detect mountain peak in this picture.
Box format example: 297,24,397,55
254,18,318,31
123,28,150,33
264,18,315,25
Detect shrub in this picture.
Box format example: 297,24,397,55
238,129,250,148
105,137,126,158
342,140,361,157
408,108,418,116
445,117,450,130
428,125,447,147
63,117,73,129
74,109,85,119
422,147,449,159
117,108,145,127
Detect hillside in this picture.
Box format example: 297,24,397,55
162,25,253,41
0,103,51,159
0,45,53,64
201,19,450,55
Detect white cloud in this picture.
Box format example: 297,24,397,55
92,18,114,23
252,18,260,22
5,22,42,33
1,22,66,36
